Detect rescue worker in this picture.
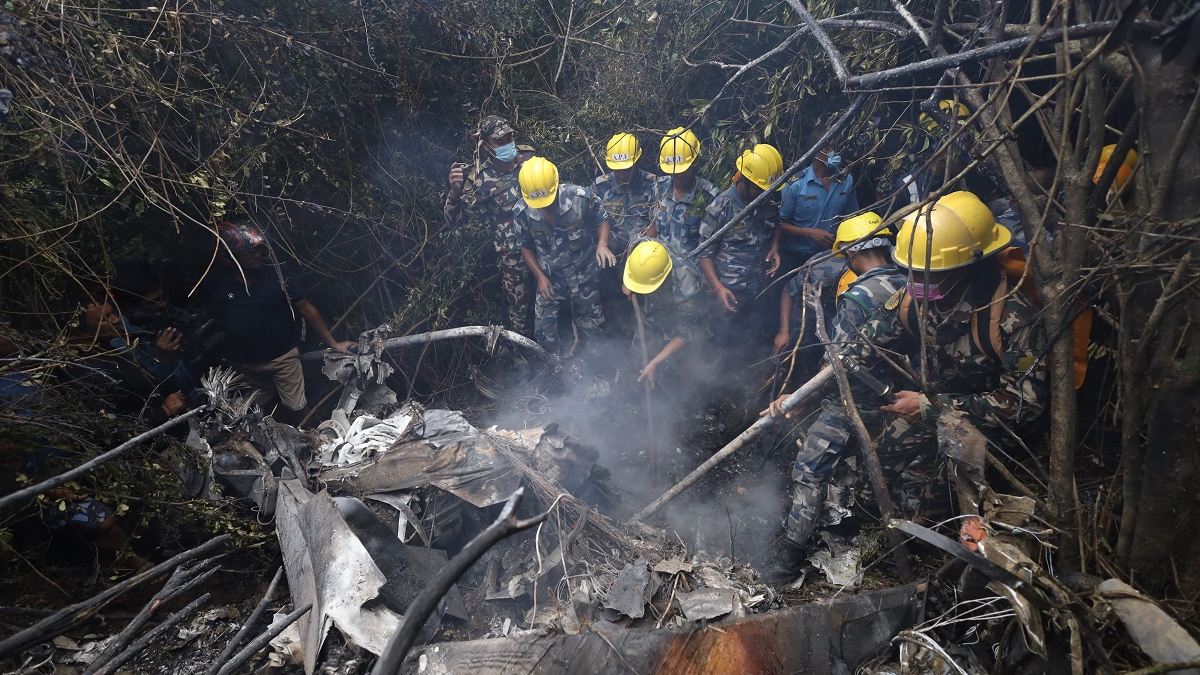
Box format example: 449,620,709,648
762,192,1048,583
760,212,903,582
697,147,782,346
445,115,536,337
622,239,705,388
594,132,666,337
777,129,860,274
512,157,606,355
884,101,972,216
202,222,353,425
646,128,719,253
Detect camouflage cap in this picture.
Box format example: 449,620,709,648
478,115,515,142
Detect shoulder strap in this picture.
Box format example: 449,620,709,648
969,274,1007,361
899,291,917,335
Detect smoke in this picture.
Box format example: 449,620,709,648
484,311,798,566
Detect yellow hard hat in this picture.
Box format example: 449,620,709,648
623,240,673,294
836,269,858,297
735,149,774,191
519,156,559,209
894,191,1012,271
833,212,892,255
753,143,784,182
605,132,642,170
920,100,971,133
1093,144,1138,188
659,127,700,174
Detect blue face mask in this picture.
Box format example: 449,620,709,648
492,141,518,163
825,151,843,172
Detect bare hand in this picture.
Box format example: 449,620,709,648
329,340,355,355
801,228,835,247
773,331,790,356
155,328,182,354
537,275,554,301
715,286,738,313
638,361,659,389
759,392,800,419
622,284,633,299
881,390,922,420
448,164,466,196
161,391,187,417
596,245,617,269
766,248,781,276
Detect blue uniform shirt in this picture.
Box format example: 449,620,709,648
779,166,860,260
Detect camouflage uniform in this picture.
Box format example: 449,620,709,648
444,116,535,337
853,271,1048,462
654,175,719,253
784,264,906,546
698,185,777,349
511,184,606,353
697,185,776,295
636,238,705,349
594,169,667,338
593,169,666,256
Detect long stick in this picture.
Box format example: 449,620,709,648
205,566,284,675
848,20,1159,89
0,408,203,512
0,534,230,658
810,290,915,582
299,325,549,363
631,368,835,523
371,489,549,675
214,603,312,675
630,296,656,477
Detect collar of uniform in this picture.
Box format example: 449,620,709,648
672,175,708,203
528,186,572,222
802,164,849,186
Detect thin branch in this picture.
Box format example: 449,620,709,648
784,0,850,86
0,408,204,512
370,488,550,675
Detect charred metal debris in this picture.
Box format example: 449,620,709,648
2,336,1196,675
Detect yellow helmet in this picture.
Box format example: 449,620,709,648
833,211,892,255
753,143,784,185
659,127,700,174
735,149,774,191
605,132,642,170
920,99,971,133
836,269,858,297
1093,144,1138,188
623,240,673,294
894,191,1012,271
519,156,559,209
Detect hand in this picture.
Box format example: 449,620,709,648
715,286,738,313
329,340,355,355
622,284,633,299
638,361,659,389
161,391,187,417
448,164,465,196
536,275,554,301
766,248,781,276
773,331,790,356
881,390,922,420
155,328,182,355
759,392,804,419
801,228,835,247
596,245,617,269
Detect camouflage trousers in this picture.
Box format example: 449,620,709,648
498,248,534,338
785,402,935,546
533,262,605,355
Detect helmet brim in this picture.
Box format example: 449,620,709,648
894,223,1014,271
606,158,637,170
623,256,672,294
524,185,558,209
